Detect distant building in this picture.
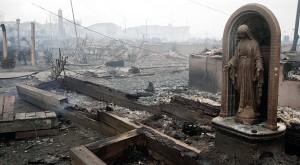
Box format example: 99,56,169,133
19,21,43,37
64,20,82,38
0,21,17,36
82,23,122,39
283,35,290,43
124,24,191,42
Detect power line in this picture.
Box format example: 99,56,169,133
69,0,79,47
31,3,172,56
0,66,52,79
197,0,231,12
32,3,123,41
188,0,229,15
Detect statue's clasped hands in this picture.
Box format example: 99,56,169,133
255,68,263,81
223,63,232,71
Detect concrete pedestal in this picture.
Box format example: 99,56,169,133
212,117,286,163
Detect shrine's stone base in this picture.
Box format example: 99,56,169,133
212,117,286,163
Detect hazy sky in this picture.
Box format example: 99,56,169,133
0,0,298,39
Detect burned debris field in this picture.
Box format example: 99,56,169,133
1,1,300,165
0,48,299,164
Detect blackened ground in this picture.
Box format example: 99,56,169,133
1,55,299,164
0,117,106,165
114,145,166,165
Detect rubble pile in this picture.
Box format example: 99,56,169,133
138,86,221,106
141,113,215,149
112,105,153,122
283,61,300,81
135,53,187,68
278,107,300,128
1,57,16,69
287,70,300,81
0,117,106,164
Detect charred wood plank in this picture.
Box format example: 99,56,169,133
17,84,137,136
64,76,215,123
2,96,15,121
70,145,107,165
160,104,212,124
125,92,154,101
65,111,125,136
15,128,59,139
85,129,145,163
85,126,201,165
170,95,220,117
64,76,159,114
147,136,199,165
97,112,138,133
0,112,58,133
0,96,4,120
17,84,68,105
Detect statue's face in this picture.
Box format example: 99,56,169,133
237,29,247,39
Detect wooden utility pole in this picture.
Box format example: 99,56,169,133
70,0,79,47
124,17,126,40
49,14,53,39
291,0,300,52
31,22,36,66
16,19,21,60
1,24,8,59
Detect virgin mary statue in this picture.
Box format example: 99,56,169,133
224,24,264,124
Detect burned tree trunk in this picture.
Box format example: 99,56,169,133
51,48,67,79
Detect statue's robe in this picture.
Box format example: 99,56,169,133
228,38,264,115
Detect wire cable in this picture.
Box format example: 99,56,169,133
188,0,229,15
31,3,179,57
0,66,52,80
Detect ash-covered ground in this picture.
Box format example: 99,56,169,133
0,53,299,164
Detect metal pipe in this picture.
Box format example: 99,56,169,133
1,24,8,60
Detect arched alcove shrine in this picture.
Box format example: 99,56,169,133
220,3,281,131
212,4,286,162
